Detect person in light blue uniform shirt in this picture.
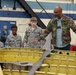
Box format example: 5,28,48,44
5,25,22,47
23,17,45,48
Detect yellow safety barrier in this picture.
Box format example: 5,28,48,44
3,70,46,75
55,50,76,56
0,51,42,62
43,54,76,66
39,65,76,75
0,48,76,75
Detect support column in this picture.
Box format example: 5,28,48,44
0,0,2,9
13,0,16,10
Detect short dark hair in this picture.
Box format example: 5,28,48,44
11,25,17,30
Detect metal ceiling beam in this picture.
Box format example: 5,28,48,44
17,0,46,29
13,0,16,10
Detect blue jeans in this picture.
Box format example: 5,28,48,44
54,44,70,50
